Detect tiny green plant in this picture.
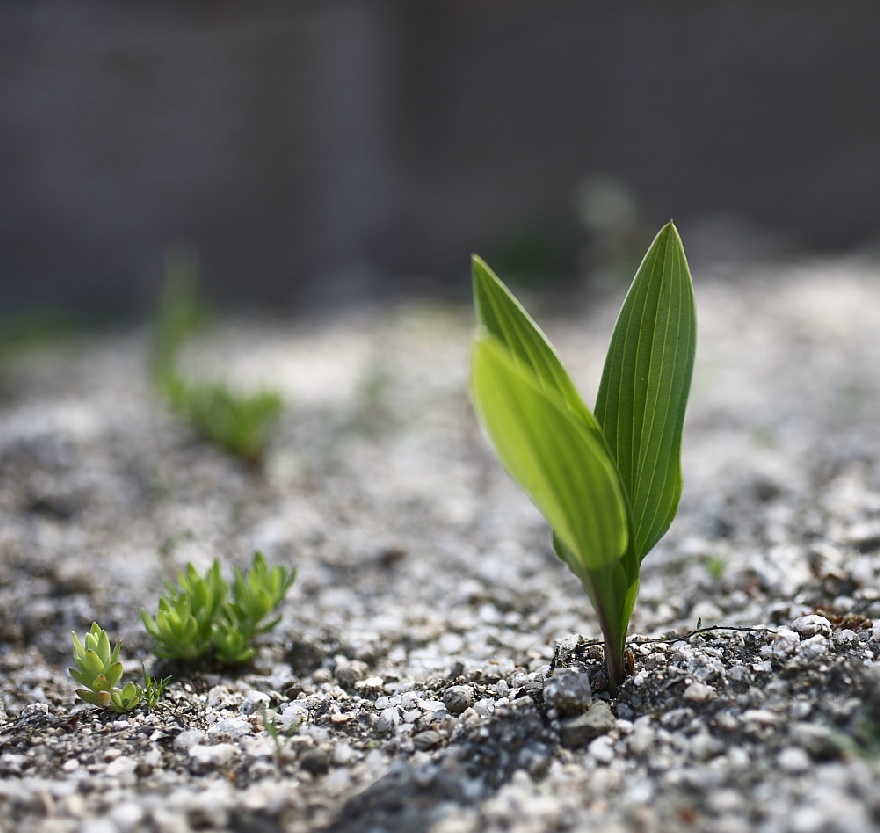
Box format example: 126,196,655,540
470,222,697,693
150,248,207,384
141,552,297,664
163,376,283,465
69,623,169,712
151,250,283,464
705,554,727,583
140,664,172,709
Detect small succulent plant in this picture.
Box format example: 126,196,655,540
150,253,283,464
142,552,296,664
163,376,283,465
69,623,169,712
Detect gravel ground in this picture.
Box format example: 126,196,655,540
2,259,880,832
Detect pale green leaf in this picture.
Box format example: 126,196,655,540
595,221,697,559
472,256,600,432
472,336,628,572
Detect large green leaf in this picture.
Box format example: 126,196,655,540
472,336,628,571
473,257,599,432
594,222,697,559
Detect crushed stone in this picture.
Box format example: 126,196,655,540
2,264,880,830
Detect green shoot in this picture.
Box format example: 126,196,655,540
140,664,172,709
151,250,282,464
70,623,168,712
141,552,296,665
470,222,697,693
164,376,282,465
0,309,77,367
705,554,727,583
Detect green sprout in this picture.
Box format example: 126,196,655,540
705,554,727,583
470,222,697,693
164,376,283,465
150,247,207,384
140,664,172,709
69,623,168,712
141,552,296,664
151,250,282,464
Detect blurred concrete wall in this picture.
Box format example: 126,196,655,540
2,0,880,316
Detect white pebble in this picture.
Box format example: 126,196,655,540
589,735,614,763
279,704,308,733
832,629,857,645
771,628,801,659
729,665,750,682
111,802,144,832
473,698,495,717
174,730,206,750
207,718,252,740
377,707,401,734
240,690,271,715
742,710,777,725
791,615,832,638
683,681,715,703
627,722,656,756
332,743,354,765
799,635,829,659
189,743,239,767
778,746,809,774
104,756,136,777
727,747,750,768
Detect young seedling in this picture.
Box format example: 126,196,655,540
151,251,283,464
470,222,697,693
141,552,296,665
141,561,229,661
163,376,283,465
69,623,168,712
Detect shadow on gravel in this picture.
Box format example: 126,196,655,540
323,698,556,833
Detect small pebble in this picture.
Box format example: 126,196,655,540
799,635,829,659
791,615,832,639
240,690,271,715
778,746,810,774
189,744,238,768
377,708,401,734
207,718,252,740
683,681,715,703
299,748,330,775
588,735,613,763
558,701,616,748
772,628,801,659
543,670,592,716
412,730,442,751
443,685,475,715
280,704,308,732
335,660,369,686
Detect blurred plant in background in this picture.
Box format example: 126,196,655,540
575,175,647,288
151,249,282,465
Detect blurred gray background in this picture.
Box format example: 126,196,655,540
2,0,880,318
